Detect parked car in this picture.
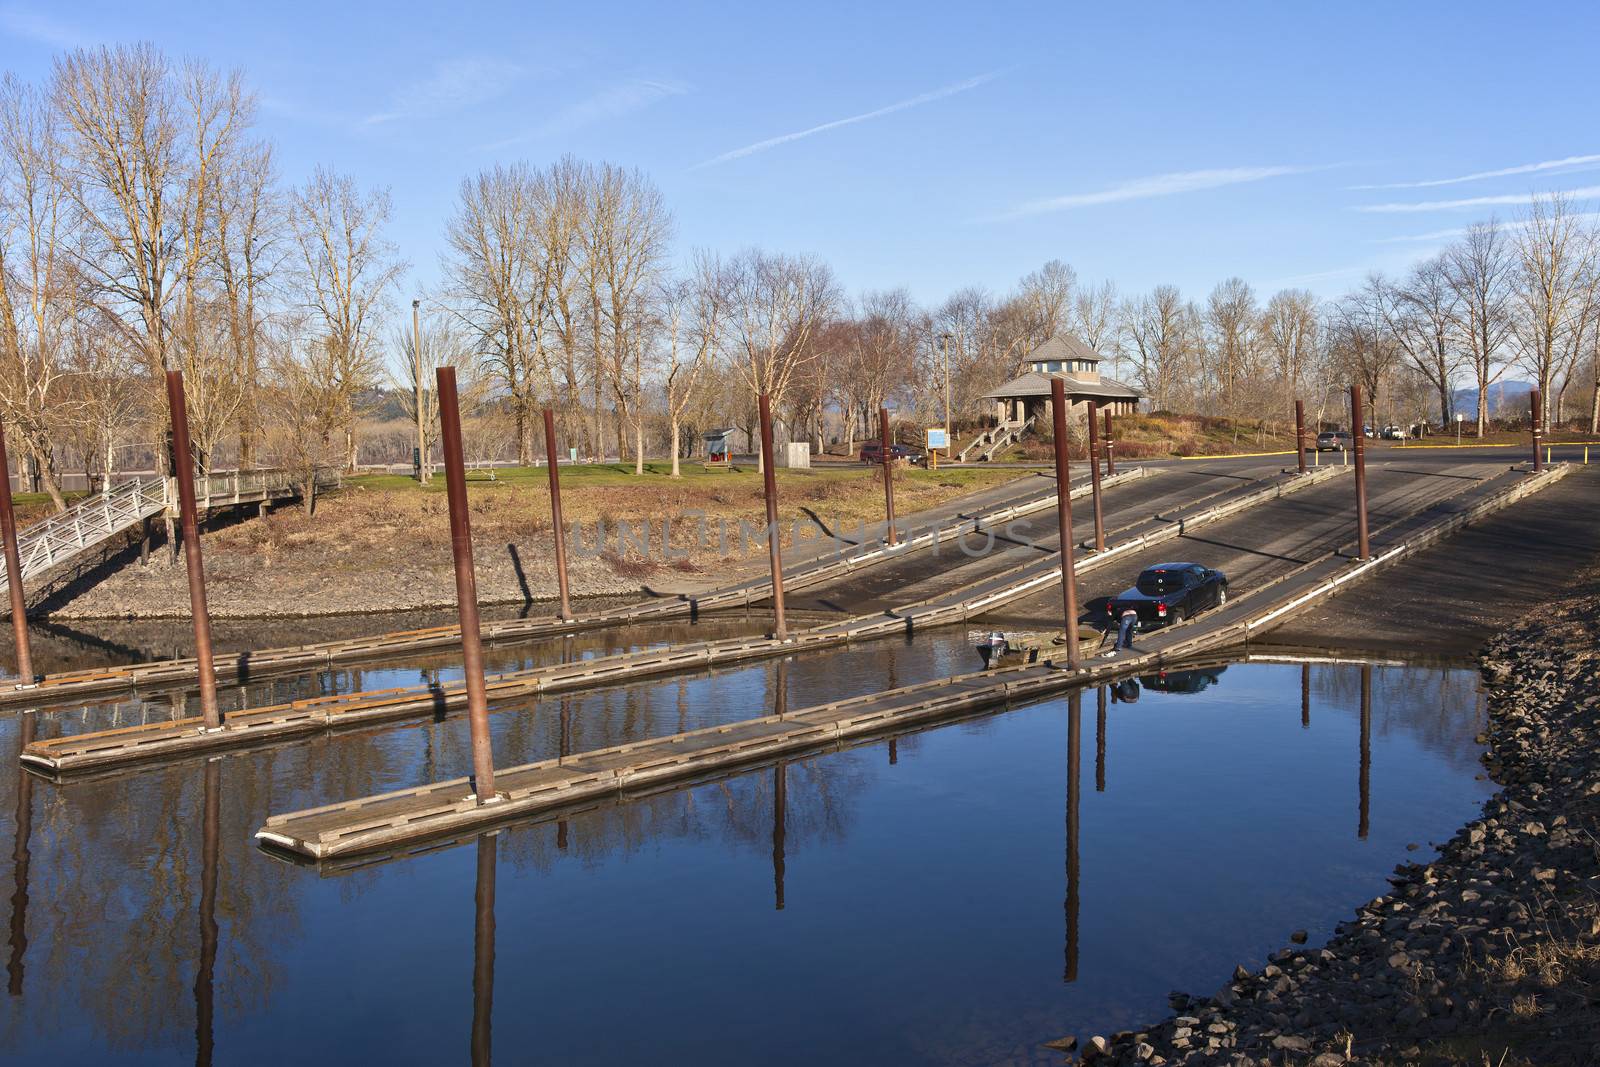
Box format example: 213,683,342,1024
1315,430,1354,452
1380,424,1409,440
858,441,921,464
1107,562,1228,630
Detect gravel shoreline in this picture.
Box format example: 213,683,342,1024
1064,583,1600,1066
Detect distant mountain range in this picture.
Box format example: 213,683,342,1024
1451,380,1533,418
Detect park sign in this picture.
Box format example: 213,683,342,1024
927,427,948,449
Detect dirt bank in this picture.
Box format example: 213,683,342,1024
41,465,1024,619
1070,578,1600,1066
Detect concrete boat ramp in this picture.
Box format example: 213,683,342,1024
255,462,1569,863
19,464,1336,776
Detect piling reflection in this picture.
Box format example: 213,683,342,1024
471,833,496,1067
195,759,219,1067
1360,664,1372,840
772,761,787,912
1064,689,1080,984
1095,687,1106,793
7,713,32,996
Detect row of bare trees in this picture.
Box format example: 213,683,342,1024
0,43,402,512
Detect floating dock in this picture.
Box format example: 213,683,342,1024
22,466,1335,777
254,463,1568,862
0,469,1150,708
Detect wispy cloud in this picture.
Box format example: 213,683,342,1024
366,58,527,125
0,4,91,48
1371,211,1600,243
483,77,688,150
996,165,1327,220
1353,154,1600,190
691,71,1000,170
1355,186,1600,213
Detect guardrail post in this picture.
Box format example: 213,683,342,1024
758,392,788,640
1085,401,1106,552
1049,379,1080,667
1530,388,1543,472
542,409,574,621
438,366,498,802
1349,385,1370,560
0,420,34,685
165,371,222,729
878,405,897,546
1294,399,1307,474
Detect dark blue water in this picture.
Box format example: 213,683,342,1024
0,627,1490,1065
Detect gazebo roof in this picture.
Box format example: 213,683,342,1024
1028,334,1104,365
981,372,1142,402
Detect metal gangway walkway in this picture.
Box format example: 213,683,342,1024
2,467,336,592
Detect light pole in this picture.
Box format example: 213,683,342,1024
1455,411,1463,446
413,299,428,483
932,331,952,468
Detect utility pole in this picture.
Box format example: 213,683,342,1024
413,300,428,483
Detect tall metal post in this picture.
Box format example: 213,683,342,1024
1102,407,1115,476
0,421,33,685
438,367,497,801
878,405,897,546
1294,399,1307,474
1530,389,1543,472
472,832,497,1067
941,332,952,464
1349,385,1370,561
1050,380,1080,668
1085,401,1105,552
413,299,428,483
758,393,788,640
165,371,221,729
542,409,573,620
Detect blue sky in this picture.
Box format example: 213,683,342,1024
3,0,1598,307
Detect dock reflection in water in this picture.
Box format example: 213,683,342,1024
0,633,1492,1066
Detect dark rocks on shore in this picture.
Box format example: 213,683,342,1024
1053,585,1600,1066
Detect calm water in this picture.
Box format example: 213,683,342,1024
0,624,1490,1065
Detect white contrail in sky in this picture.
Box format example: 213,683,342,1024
1356,186,1600,212
691,71,1000,169
1352,154,1600,189
997,165,1324,219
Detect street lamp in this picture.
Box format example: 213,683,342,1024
939,331,953,463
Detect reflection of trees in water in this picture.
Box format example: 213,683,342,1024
1308,662,1486,772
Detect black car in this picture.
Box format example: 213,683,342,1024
859,441,920,464
1107,562,1228,630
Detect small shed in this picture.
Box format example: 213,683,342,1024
702,427,738,468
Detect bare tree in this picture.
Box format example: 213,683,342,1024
1204,277,1258,439
1511,193,1599,429
260,317,344,513
658,252,726,476
1258,288,1319,420
724,249,840,469
291,166,404,470
0,72,73,508
1120,285,1197,412
1444,220,1514,434
215,140,283,468
1071,279,1119,354
1371,262,1459,426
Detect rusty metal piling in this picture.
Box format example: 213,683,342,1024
0,421,33,685
1050,380,1080,668
878,405,898,546
542,409,573,620
1085,401,1106,552
1294,399,1307,474
758,393,788,640
1350,385,1371,560
438,367,498,801
165,371,221,728
1530,389,1543,472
